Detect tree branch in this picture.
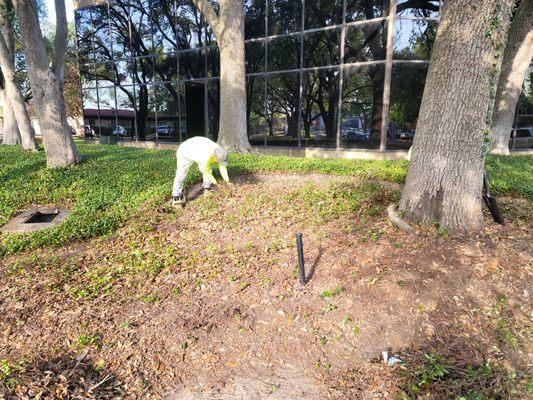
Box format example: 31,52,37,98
190,0,220,36
396,0,439,14
51,0,68,80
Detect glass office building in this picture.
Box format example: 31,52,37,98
75,1,528,151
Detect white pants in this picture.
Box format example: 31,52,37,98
172,157,212,197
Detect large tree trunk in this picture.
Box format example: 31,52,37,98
399,0,513,232
191,0,250,151
1,88,20,145
13,0,80,167
489,0,533,155
216,0,249,151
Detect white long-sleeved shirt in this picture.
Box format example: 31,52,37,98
177,136,229,183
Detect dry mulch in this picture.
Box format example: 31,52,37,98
0,174,531,399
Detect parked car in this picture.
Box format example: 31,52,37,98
399,130,415,140
83,125,97,138
341,116,369,140
156,125,176,136
112,125,129,137
510,127,533,149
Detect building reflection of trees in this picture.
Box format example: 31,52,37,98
77,0,440,147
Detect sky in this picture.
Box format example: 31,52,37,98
45,0,76,24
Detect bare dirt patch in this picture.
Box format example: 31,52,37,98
0,173,531,399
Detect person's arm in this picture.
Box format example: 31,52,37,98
203,165,218,185
219,165,230,183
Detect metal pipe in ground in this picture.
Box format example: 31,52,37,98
296,233,306,286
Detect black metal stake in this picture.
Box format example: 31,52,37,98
296,233,306,286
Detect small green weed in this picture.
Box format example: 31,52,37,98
320,285,343,299
411,353,449,393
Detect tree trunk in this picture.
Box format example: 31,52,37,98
191,0,250,151
490,0,533,155
13,0,80,168
399,0,513,232
216,0,250,151
1,88,20,145
0,0,37,150
0,42,38,151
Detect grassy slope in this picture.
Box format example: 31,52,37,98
0,144,531,256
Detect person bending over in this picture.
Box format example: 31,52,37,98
172,136,230,206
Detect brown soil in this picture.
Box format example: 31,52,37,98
0,174,531,399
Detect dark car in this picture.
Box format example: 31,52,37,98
341,116,369,140
510,127,533,149
83,125,97,138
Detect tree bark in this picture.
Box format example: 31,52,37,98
1,88,20,145
0,0,37,150
191,0,250,152
489,0,533,155
13,0,80,167
0,38,38,150
399,0,513,232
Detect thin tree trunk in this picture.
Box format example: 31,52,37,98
0,37,38,151
13,0,80,167
1,88,20,145
490,0,533,155
191,0,250,151
0,0,37,150
399,0,513,232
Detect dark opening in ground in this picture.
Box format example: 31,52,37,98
24,211,59,224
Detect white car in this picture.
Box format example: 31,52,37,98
112,125,129,137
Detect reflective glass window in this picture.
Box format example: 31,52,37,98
97,86,117,135
245,0,266,39
152,0,177,53
155,52,178,82
134,56,156,84
246,75,266,145
245,40,265,74
301,69,340,148
130,0,154,56
344,21,387,63
155,82,180,142
341,64,384,149
394,19,437,60
387,63,428,149
346,0,388,23
268,35,300,71
110,2,132,59
80,63,97,89
134,84,156,140
179,50,206,79
113,59,135,86
82,88,101,137
176,0,204,49
305,0,343,29
208,79,220,141
94,62,115,86
207,47,220,77
396,0,440,18
268,0,301,36
75,8,94,64
92,4,112,63
115,86,136,140
303,28,341,68
266,72,300,146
